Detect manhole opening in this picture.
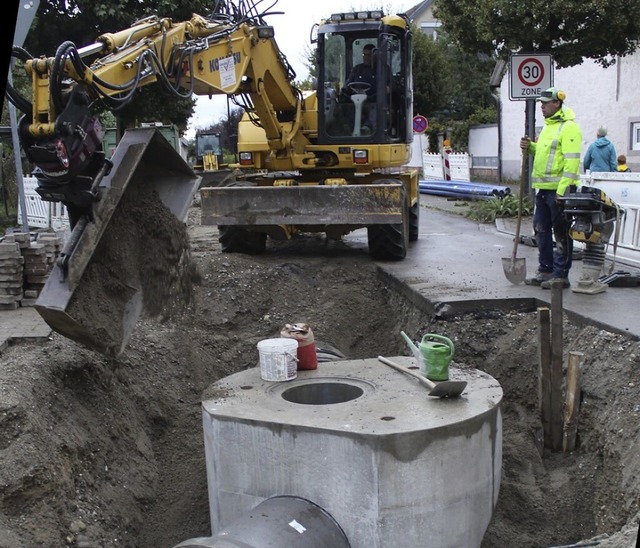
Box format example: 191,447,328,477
281,382,364,405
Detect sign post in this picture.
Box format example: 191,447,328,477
509,53,554,195
509,54,553,101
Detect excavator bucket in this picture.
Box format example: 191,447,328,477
35,128,199,356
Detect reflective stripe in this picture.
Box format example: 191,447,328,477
564,153,580,158
563,172,580,180
545,122,566,175
532,176,562,183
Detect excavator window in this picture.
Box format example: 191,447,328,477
317,22,411,146
321,34,381,139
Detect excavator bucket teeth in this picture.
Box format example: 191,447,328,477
35,128,199,356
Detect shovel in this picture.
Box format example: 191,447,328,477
501,149,528,284
377,356,467,398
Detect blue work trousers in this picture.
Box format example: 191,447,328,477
533,189,573,279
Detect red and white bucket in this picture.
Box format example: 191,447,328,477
280,323,318,370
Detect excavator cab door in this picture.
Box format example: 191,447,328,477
316,12,412,147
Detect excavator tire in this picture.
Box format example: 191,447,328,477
367,193,409,261
409,197,420,242
218,225,267,254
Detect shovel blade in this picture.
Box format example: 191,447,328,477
428,380,467,398
502,256,526,285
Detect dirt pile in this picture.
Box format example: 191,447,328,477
0,203,639,547
67,178,196,355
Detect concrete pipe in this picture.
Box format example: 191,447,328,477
174,495,350,548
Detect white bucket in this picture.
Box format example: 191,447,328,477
257,338,299,381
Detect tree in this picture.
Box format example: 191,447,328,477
411,27,497,151
411,27,451,118
434,0,640,68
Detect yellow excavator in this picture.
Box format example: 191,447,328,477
6,1,418,354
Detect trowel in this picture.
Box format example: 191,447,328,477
377,356,467,398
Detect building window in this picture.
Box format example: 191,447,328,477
633,121,640,151
419,22,441,40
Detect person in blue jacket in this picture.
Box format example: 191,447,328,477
583,127,617,172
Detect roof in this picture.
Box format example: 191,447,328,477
405,0,435,20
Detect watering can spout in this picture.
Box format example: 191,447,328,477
400,331,420,359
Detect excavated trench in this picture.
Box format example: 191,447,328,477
1,216,639,547
125,232,640,547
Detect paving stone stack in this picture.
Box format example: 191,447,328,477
0,237,25,310
0,231,64,308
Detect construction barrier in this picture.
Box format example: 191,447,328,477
420,152,471,182
17,176,70,232
422,152,444,180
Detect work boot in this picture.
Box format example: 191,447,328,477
540,278,571,289
525,271,553,286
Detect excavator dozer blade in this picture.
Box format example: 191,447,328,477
35,128,200,356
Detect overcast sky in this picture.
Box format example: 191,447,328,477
187,0,416,138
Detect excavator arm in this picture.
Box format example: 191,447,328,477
6,4,313,355
11,10,310,202
6,3,417,356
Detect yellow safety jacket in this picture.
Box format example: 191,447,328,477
527,106,582,197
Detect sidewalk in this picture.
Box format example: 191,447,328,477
377,194,640,339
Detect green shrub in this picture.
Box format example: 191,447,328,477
0,209,18,233
465,194,533,223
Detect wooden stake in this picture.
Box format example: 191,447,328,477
538,307,551,452
549,280,564,451
563,351,584,452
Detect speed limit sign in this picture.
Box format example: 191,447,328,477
509,54,553,100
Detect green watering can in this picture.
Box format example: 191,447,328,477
400,331,455,381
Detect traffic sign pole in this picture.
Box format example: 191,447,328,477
510,53,554,195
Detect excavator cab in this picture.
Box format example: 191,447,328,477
316,11,413,146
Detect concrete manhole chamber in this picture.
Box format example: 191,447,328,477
198,357,503,548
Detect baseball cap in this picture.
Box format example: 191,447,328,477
538,87,566,102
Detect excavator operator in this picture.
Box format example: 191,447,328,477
345,43,377,98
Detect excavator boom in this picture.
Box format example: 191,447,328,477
6,1,417,355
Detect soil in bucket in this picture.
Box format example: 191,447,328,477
257,338,299,381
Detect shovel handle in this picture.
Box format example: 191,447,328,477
512,150,528,259
377,356,436,390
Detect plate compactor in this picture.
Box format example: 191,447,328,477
561,186,625,295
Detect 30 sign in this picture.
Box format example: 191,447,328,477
509,54,553,100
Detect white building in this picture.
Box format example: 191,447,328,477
499,52,640,179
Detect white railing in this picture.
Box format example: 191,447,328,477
580,172,640,268
17,176,70,232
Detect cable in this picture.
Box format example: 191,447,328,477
5,47,33,114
